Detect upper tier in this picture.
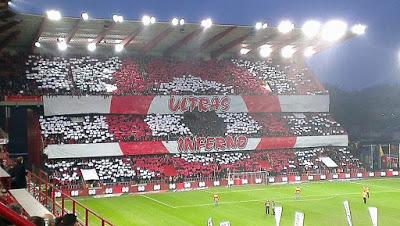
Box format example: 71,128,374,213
1,55,326,96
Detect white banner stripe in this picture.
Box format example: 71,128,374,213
279,95,329,112
44,96,112,116
294,135,348,148
45,143,123,159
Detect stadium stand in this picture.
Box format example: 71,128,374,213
295,147,363,173
0,55,329,96
0,9,373,226
44,147,363,187
283,113,345,136
39,113,346,145
231,58,327,95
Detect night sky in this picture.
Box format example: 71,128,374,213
10,0,400,90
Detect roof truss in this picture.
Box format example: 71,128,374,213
210,32,252,58
163,28,202,56
141,27,174,55
92,21,116,45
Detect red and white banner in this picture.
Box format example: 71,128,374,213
343,201,353,226
4,95,43,103
43,95,329,116
45,135,348,159
294,212,304,226
275,206,282,226
368,207,378,226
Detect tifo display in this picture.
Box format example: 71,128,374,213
0,7,382,226
1,55,326,96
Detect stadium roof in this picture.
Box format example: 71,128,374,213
0,12,358,58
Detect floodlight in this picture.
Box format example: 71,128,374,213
112,15,118,22
179,18,185,26
351,24,367,35
255,22,263,30
278,20,294,33
87,43,96,52
112,15,123,23
57,40,67,51
321,20,348,42
46,10,62,21
150,16,156,24
302,20,321,38
281,45,295,58
34,42,41,48
262,23,268,29
259,45,272,58
201,18,213,29
81,12,89,21
240,48,250,55
172,18,179,26
115,44,124,52
304,46,316,57
142,15,151,26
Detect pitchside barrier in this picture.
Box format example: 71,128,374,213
26,171,114,226
39,169,400,198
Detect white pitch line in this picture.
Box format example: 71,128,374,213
140,194,176,209
174,190,400,208
350,180,400,191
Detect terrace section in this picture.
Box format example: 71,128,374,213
41,113,348,159
1,55,330,113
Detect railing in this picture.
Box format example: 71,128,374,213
0,202,35,226
56,166,367,191
27,170,113,226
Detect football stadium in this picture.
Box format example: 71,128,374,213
0,0,399,225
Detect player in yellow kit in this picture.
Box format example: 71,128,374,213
213,194,220,207
295,186,301,200
362,191,368,204
364,186,370,198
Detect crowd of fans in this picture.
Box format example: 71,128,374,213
284,113,346,136
39,115,113,145
70,56,121,94
107,115,152,141
155,75,234,95
25,55,73,94
144,114,192,138
295,147,363,173
44,151,263,186
230,58,327,95
39,113,346,145
218,113,261,135
0,54,329,96
44,147,363,187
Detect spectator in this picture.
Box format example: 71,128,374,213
11,157,27,189
55,213,78,226
29,216,45,226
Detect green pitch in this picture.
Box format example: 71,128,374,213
67,178,400,226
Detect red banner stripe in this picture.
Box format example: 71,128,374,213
119,141,169,155
110,96,154,114
242,96,281,112
255,137,297,150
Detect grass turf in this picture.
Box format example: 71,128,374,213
66,178,400,226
